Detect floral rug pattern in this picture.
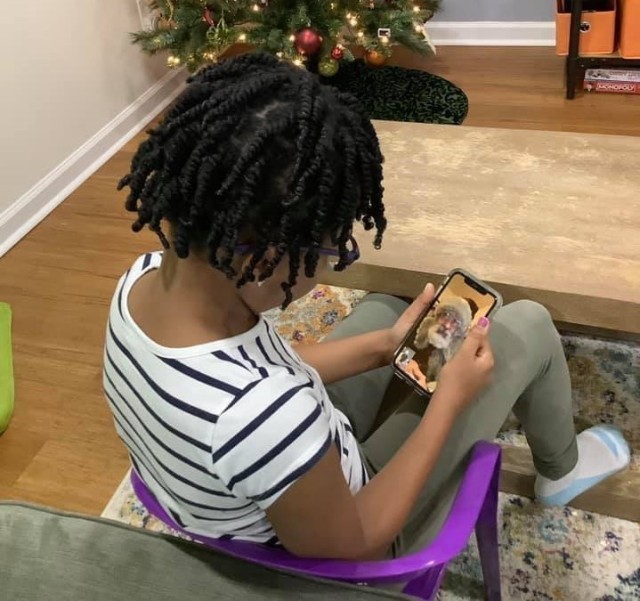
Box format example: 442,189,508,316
102,285,640,601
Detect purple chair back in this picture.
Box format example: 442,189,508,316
131,441,501,601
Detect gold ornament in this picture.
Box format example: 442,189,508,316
156,17,174,30
318,58,339,77
364,50,387,67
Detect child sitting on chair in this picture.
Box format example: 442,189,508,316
104,53,630,559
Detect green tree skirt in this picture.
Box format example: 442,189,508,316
322,59,468,125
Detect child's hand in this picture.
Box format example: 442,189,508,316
430,318,494,417
386,283,435,357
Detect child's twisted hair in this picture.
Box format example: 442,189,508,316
118,53,386,307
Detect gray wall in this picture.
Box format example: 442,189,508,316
434,1,556,21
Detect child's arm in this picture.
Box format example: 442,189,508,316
267,398,455,559
294,330,394,384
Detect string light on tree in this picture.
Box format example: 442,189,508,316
166,55,181,68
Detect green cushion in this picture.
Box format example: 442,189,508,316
0,503,410,601
0,303,13,434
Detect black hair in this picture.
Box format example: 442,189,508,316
118,52,386,307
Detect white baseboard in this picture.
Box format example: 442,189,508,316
0,68,187,258
428,21,556,46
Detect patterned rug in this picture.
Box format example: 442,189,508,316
102,285,640,600
323,59,469,125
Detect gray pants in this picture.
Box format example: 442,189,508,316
325,294,578,555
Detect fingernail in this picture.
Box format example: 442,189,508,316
478,317,490,329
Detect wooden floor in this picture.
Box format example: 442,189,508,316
1,47,639,517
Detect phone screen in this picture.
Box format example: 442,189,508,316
393,271,501,396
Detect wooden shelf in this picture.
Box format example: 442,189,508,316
577,49,622,58
564,0,640,98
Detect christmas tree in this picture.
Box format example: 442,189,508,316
132,0,440,75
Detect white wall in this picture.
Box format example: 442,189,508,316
434,0,555,21
0,0,169,217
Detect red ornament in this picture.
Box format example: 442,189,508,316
294,28,324,55
202,5,216,27
330,46,344,60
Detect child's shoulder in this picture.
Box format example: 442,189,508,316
115,252,163,290
130,252,163,276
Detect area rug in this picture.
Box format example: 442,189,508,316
102,285,640,600
323,59,469,125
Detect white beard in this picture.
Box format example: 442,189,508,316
427,327,452,351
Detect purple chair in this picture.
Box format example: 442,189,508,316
131,441,501,601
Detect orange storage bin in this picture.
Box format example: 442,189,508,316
556,0,617,56
620,0,640,57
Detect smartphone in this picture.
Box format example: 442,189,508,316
393,269,503,398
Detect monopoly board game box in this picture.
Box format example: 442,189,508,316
584,68,640,94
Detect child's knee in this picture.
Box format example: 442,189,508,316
495,300,558,344
509,300,554,329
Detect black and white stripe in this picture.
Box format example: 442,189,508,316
103,252,367,543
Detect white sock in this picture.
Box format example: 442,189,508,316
534,425,630,506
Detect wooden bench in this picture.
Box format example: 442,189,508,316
322,121,640,521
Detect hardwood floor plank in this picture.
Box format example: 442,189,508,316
0,429,45,487
12,438,128,515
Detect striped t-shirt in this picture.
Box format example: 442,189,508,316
103,252,367,543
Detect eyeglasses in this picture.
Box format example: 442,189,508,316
235,235,360,271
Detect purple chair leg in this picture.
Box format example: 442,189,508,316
402,565,446,601
475,457,502,601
